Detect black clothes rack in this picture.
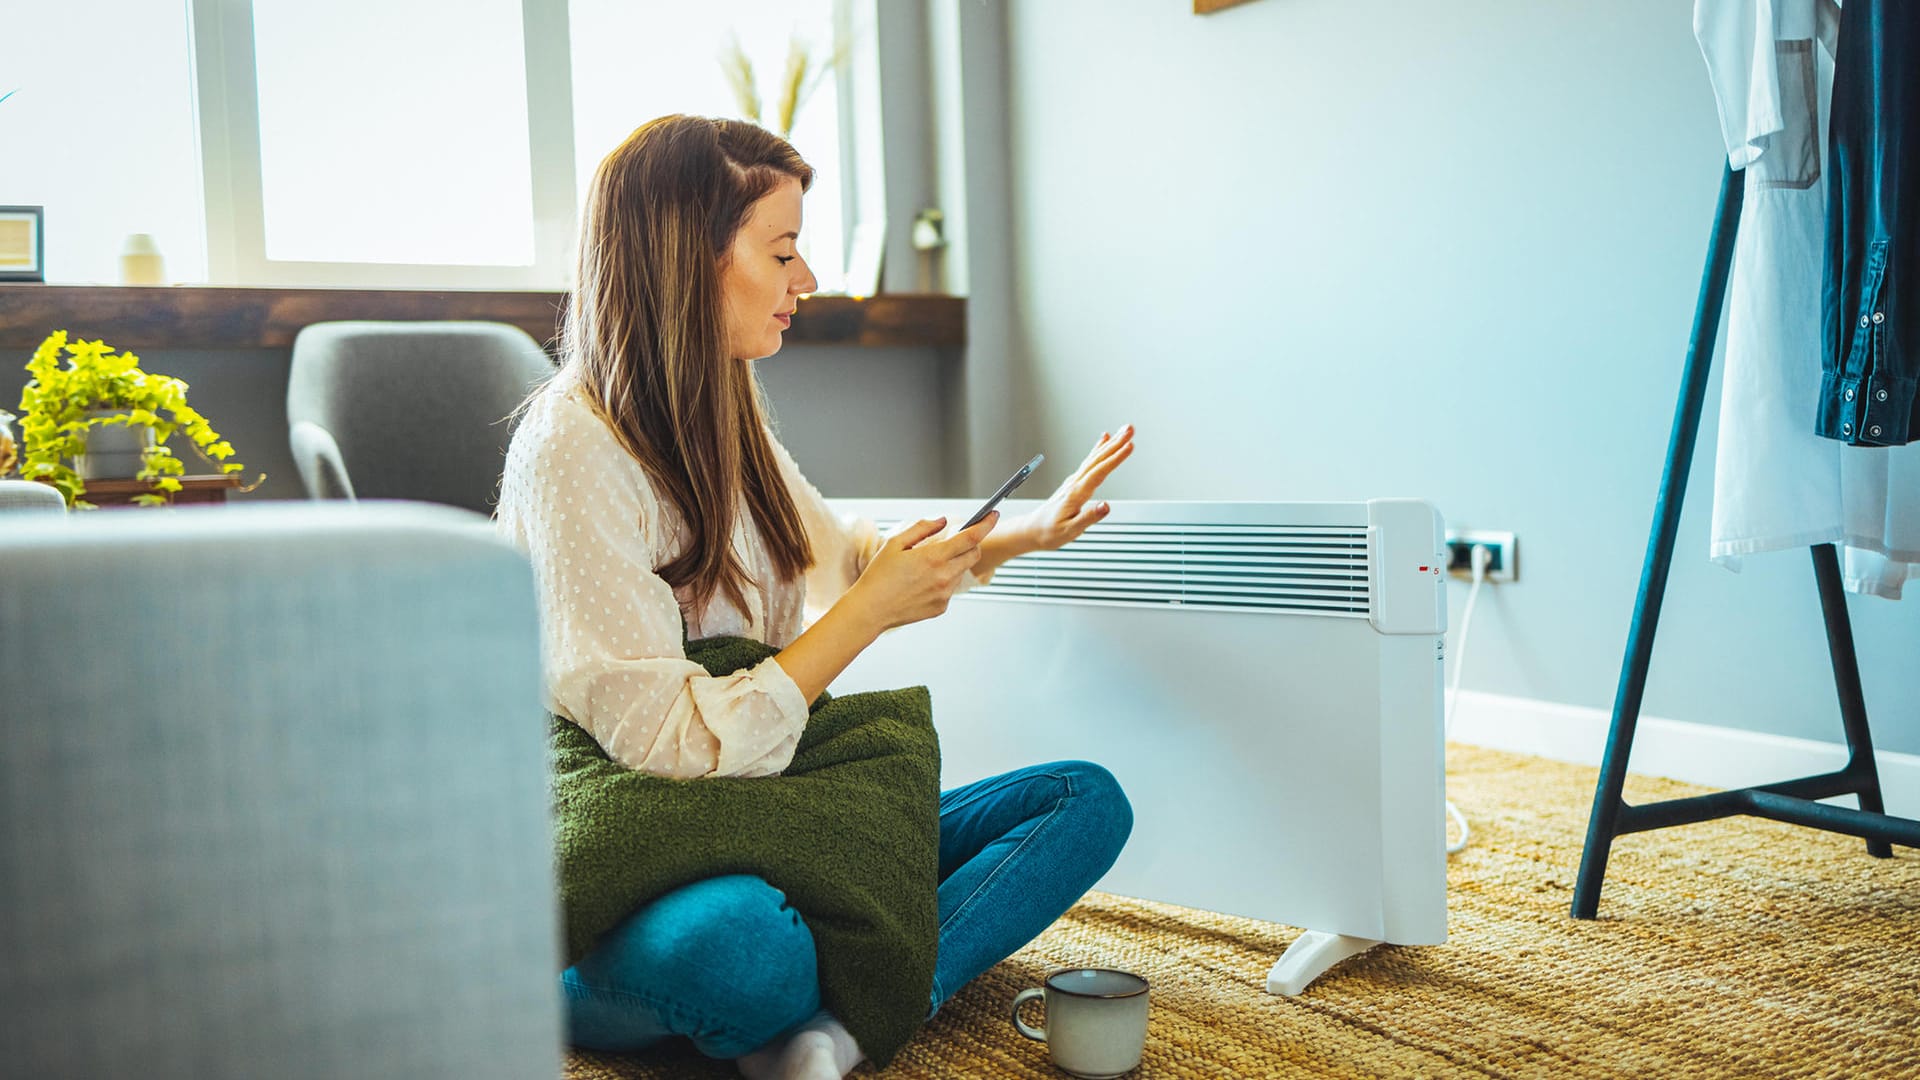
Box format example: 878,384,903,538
1571,163,1920,920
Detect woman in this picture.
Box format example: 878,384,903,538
497,115,1136,1080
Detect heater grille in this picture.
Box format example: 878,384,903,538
885,521,1373,616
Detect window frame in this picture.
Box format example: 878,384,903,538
834,0,885,296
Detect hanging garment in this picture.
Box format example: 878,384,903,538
1698,0,1920,597
1816,0,1920,446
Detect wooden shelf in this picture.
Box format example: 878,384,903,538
75,473,242,507
0,285,966,351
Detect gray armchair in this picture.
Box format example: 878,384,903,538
287,321,556,515
0,477,67,513
0,502,563,1079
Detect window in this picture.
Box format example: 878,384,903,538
568,0,848,293
191,0,575,287
250,0,537,267
189,0,874,291
0,0,206,284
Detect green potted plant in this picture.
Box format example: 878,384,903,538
16,330,249,507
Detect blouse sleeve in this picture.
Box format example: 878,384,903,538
506,393,812,779
765,431,987,629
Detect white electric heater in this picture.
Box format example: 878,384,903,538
829,498,1449,995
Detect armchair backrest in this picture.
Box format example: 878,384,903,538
287,321,557,515
0,477,67,513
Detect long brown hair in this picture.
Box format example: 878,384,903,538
562,114,815,618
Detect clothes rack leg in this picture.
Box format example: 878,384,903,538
1570,164,1745,920
1810,543,1895,858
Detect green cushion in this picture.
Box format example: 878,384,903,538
549,634,940,1065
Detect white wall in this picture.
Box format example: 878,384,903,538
996,0,1920,754
758,345,951,496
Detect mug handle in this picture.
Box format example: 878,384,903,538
1011,987,1048,1042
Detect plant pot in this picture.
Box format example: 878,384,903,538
76,409,157,480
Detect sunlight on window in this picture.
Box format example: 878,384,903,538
568,0,846,292
251,0,536,266
0,1,203,284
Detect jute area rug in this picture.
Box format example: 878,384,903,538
567,744,1920,1078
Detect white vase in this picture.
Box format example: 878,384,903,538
76,410,156,480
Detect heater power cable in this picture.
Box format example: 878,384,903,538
1442,543,1492,855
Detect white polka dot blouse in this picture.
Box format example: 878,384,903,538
495,371,976,779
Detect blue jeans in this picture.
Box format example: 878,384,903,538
560,760,1132,1057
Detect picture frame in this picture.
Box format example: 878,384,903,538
0,206,45,283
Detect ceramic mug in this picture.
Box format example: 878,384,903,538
1011,967,1149,1078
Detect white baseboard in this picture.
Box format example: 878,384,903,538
1449,690,1920,820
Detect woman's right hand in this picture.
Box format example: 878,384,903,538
844,512,999,634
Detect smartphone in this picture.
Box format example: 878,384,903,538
963,453,1045,529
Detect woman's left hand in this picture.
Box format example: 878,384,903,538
1024,423,1135,551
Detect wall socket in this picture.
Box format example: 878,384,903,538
1444,530,1518,583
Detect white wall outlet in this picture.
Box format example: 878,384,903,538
1444,530,1517,583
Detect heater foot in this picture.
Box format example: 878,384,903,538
1265,931,1380,996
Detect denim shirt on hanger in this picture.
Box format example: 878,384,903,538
1817,0,1920,445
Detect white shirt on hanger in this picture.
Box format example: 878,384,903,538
1699,0,1920,597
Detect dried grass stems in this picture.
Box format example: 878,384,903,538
719,28,847,138
718,31,760,131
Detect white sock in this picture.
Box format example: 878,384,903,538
797,1014,865,1076
735,1039,788,1080
735,1011,866,1080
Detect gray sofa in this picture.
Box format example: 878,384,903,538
0,501,563,1079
